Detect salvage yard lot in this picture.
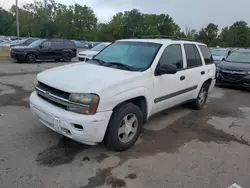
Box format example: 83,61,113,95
0,61,250,188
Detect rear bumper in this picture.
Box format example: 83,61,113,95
29,91,112,145
208,78,216,93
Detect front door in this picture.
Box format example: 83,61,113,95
38,40,53,59
152,44,187,114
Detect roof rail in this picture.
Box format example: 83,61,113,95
134,35,197,42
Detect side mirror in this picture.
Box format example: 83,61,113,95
222,58,225,61
38,45,43,48
156,64,178,75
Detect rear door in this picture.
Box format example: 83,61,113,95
51,41,63,59
198,45,216,91
183,44,207,100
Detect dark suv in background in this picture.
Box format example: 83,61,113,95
10,39,77,63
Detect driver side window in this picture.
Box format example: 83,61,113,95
41,41,51,48
159,44,183,69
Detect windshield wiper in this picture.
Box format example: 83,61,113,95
106,62,136,71
91,58,106,65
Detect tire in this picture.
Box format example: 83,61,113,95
25,54,36,64
104,102,143,151
191,83,209,110
62,53,72,62
55,58,60,62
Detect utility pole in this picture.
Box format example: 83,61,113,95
16,0,20,38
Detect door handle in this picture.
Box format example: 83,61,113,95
201,71,205,75
180,75,185,80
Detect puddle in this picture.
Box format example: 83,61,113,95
95,153,109,163
79,167,112,188
81,90,250,187
126,173,137,179
36,137,89,167
0,83,30,108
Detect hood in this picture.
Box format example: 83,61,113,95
213,55,224,61
218,61,250,72
79,50,99,56
37,62,140,93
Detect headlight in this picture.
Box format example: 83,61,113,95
68,93,99,114
216,66,220,72
248,71,250,74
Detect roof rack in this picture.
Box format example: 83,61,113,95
134,35,197,42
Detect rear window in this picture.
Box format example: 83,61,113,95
198,45,214,64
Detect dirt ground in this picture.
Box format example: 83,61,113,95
0,61,250,188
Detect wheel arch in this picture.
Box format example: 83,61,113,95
113,96,148,124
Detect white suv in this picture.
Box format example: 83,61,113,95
30,36,216,151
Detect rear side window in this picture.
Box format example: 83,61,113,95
198,45,214,64
184,44,202,68
52,41,62,48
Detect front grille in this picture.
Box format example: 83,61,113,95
38,93,67,110
35,82,87,112
220,70,244,82
37,82,70,99
36,82,70,110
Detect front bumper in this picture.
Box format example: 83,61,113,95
29,91,112,145
77,54,93,62
10,51,25,61
216,72,250,88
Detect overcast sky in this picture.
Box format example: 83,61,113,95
1,0,250,30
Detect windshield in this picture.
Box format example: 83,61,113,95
211,49,227,56
29,39,45,47
93,41,161,70
91,43,110,51
226,51,250,63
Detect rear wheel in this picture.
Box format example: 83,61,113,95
190,83,209,110
26,54,36,64
104,102,143,151
62,53,72,62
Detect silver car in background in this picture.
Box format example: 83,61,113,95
78,42,111,62
211,48,232,65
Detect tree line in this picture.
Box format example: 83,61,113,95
1,0,250,47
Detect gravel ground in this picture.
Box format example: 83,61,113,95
0,61,250,188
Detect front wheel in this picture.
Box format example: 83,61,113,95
62,53,72,62
26,54,36,64
191,83,209,110
104,102,143,151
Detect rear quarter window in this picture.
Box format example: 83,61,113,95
198,45,214,65
64,40,76,48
